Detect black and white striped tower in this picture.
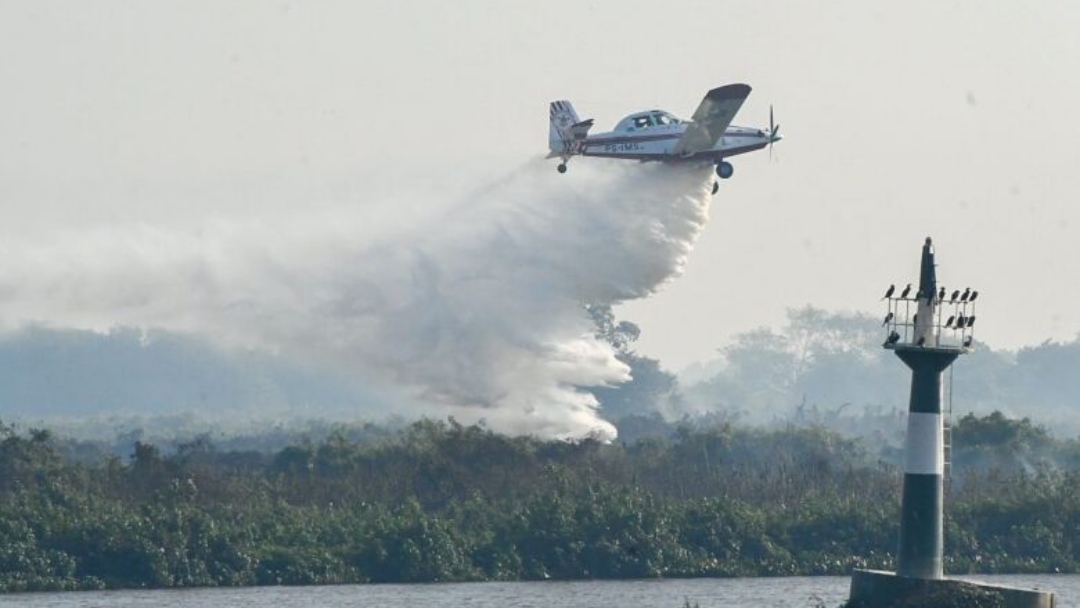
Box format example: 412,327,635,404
885,237,967,579
851,242,1054,605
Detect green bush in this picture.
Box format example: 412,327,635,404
0,417,1078,591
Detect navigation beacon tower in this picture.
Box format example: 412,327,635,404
848,237,1053,608
884,236,970,579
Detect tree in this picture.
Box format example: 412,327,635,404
585,305,680,418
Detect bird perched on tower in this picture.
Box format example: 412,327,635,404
900,284,912,299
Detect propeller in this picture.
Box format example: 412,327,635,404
768,104,781,160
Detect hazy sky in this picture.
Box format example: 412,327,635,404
2,1,1080,371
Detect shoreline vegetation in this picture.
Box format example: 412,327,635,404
2,413,1079,592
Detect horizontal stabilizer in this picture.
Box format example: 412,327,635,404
570,119,594,140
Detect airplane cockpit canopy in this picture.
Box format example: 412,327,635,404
614,111,682,132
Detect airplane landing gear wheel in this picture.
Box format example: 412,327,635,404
557,163,567,174
711,181,719,195
716,161,734,179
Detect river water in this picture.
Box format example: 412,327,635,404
0,575,1071,607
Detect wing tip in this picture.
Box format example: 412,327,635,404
706,83,752,101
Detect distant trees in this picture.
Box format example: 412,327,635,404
948,411,1080,473
5,310,1080,444
683,307,907,424
587,305,681,418
952,411,1048,448
683,308,1080,437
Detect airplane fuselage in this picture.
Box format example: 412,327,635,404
579,123,771,162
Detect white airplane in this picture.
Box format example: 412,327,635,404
548,84,781,193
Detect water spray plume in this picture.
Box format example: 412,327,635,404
0,160,715,440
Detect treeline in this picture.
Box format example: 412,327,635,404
681,307,1080,436
2,415,1079,592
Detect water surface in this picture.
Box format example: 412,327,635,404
0,574,1071,608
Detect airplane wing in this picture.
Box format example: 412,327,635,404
671,84,752,156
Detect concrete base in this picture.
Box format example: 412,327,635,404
849,569,1055,608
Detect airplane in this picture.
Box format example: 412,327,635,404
548,84,781,194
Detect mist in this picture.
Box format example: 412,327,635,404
0,160,715,440
677,307,1080,438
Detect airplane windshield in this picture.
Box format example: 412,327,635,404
620,112,678,131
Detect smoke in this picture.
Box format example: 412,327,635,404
0,160,714,440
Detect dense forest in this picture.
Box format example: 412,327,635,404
2,412,1080,592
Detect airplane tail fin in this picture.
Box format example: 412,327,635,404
548,100,592,158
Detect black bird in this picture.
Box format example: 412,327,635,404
956,314,966,328
967,315,976,328
917,336,926,346
945,315,956,328
960,287,972,302
969,290,979,303
900,283,912,299
950,289,960,303
886,331,901,345
938,286,946,302
912,314,918,326
882,284,895,300
882,312,894,327
963,335,974,348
